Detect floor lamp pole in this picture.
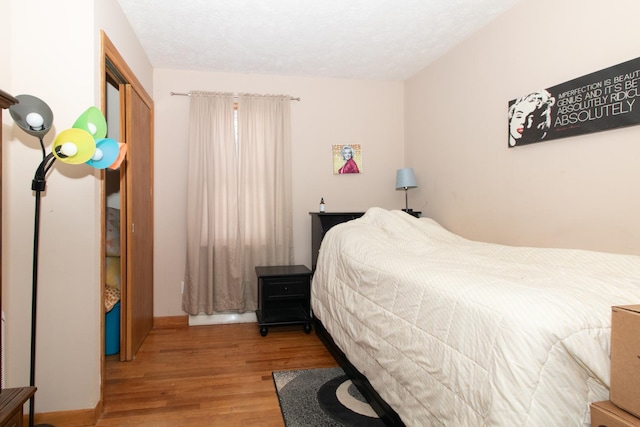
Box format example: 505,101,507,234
28,151,56,427
28,185,42,427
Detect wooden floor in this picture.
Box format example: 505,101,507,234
96,321,338,426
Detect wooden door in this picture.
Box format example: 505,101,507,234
121,84,154,360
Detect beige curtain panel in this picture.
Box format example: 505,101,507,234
183,91,293,315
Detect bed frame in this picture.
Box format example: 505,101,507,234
314,317,406,427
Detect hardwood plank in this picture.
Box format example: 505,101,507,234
96,322,337,426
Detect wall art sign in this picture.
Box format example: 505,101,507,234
333,144,362,174
508,56,640,147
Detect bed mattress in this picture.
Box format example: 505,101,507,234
311,208,640,426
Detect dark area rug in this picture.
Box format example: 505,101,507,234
272,367,386,427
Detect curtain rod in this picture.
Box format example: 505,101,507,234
170,91,301,101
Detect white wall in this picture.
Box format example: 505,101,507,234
3,0,152,416
153,69,405,316
405,0,640,255
5,0,100,414
0,2,9,88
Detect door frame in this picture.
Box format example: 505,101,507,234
99,29,154,393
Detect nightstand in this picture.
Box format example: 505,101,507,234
309,212,365,271
402,210,421,218
255,265,313,337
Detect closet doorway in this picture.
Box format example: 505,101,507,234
101,31,154,365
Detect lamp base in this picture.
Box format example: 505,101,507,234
402,208,413,213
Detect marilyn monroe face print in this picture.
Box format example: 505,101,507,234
508,90,556,147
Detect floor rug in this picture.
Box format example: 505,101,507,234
272,367,386,427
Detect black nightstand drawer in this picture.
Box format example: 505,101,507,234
263,279,308,300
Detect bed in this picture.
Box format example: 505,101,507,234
310,207,640,426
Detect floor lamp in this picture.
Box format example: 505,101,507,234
9,95,126,427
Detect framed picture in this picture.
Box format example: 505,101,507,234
333,144,362,174
508,56,640,147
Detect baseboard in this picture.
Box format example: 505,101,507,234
188,311,257,326
153,313,258,327
25,404,99,427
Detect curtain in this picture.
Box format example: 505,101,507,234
237,94,294,309
183,92,242,314
183,92,293,315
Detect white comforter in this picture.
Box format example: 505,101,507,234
311,207,640,426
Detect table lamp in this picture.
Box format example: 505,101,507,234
395,168,417,212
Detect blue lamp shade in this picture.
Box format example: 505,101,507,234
86,138,120,169
395,168,417,190
8,94,54,138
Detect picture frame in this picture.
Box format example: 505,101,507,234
508,56,640,147
333,144,362,174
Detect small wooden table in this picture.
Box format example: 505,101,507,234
0,387,36,427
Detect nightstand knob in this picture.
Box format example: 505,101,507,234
283,286,288,291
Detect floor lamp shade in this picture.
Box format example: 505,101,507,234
86,138,121,169
52,129,96,164
108,143,128,170
8,95,54,138
73,106,107,139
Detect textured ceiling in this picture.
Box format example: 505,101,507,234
117,0,522,81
